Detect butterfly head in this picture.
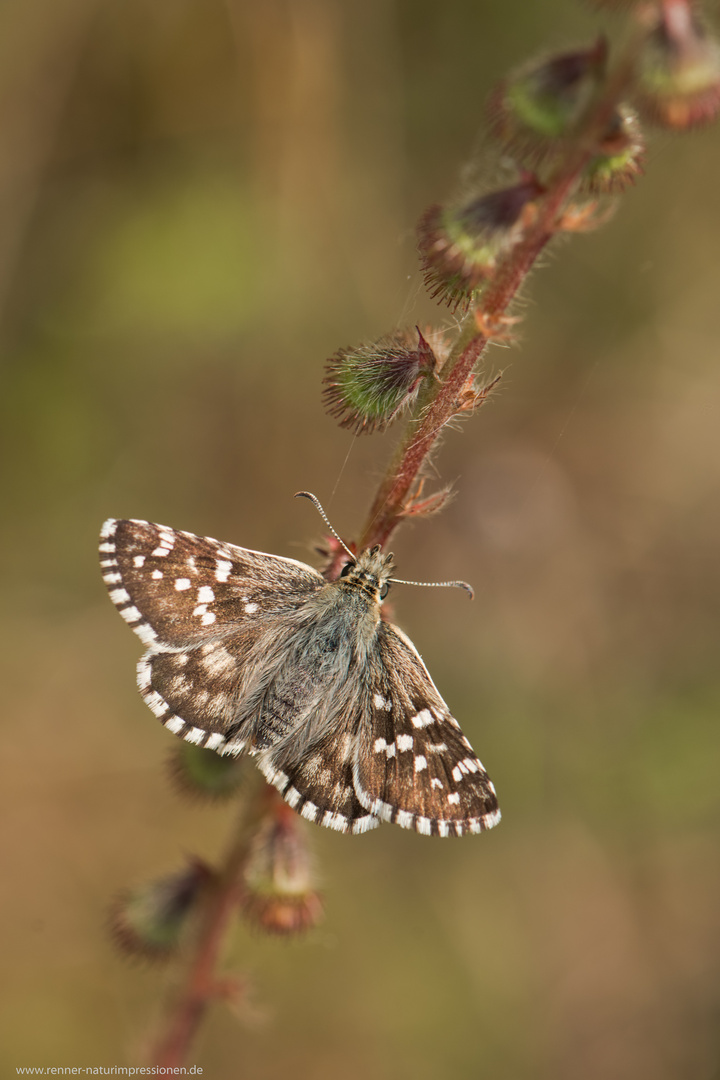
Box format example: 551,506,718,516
339,545,395,603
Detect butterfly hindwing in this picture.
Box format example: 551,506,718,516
258,727,380,834
352,623,501,836
136,632,260,752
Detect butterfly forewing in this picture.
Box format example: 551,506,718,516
100,518,324,649
352,623,501,836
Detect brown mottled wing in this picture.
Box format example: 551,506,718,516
257,726,380,835
352,621,501,836
99,518,324,752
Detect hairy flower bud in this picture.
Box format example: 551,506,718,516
581,105,646,193
489,39,607,161
323,328,438,434
109,859,212,961
168,742,247,800
418,179,543,310
242,812,322,936
636,1,720,129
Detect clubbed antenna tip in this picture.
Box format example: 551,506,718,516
294,492,354,559
388,576,474,600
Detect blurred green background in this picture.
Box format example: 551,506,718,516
1,0,719,1077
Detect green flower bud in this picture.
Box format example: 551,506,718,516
418,179,543,310
489,39,607,161
168,742,247,801
581,106,645,193
323,328,438,434
109,859,212,961
242,812,322,937
636,2,720,129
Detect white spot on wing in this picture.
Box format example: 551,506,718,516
201,611,216,625
322,810,349,831
197,586,215,604
137,658,151,689
135,623,157,646
144,690,169,717
414,755,428,773
447,792,460,805
300,801,319,822
201,645,235,676
215,559,232,583
373,737,387,753
244,602,258,614
133,555,145,568
152,570,163,579
351,815,381,834
164,716,185,735
411,709,434,728
184,727,206,745
396,734,413,752
205,732,225,751
109,588,131,605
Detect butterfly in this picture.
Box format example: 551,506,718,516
99,495,500,837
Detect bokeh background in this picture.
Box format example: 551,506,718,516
2,1,719,1077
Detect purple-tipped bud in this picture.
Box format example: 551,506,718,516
242,810,322,937
636,1,720,129
167,742,247,801
489,39,608,162
418,179,543,310
323,328,439,434
109,859,212,961
582,105,646,193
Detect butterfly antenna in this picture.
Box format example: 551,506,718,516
295,491,355,559
388,576,475,600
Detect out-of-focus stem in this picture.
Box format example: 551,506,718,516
148,776,270,1067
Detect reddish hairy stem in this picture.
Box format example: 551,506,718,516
359,29,644,552
148,778,270,1066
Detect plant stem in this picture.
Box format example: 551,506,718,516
359,24,646,552
149,775,268,1066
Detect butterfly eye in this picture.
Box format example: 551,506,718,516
380,582,391,600
340,561,355,578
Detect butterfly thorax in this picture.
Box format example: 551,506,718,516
336,545,394,604
248,556,391,752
